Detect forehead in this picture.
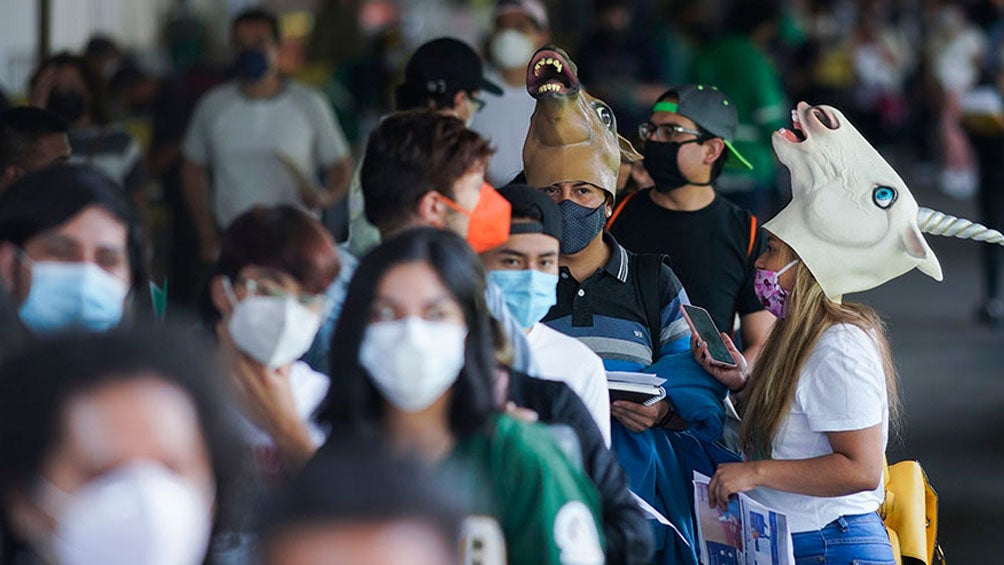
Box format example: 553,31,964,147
233,19,276,44
501,231,559,253
496,12,538,30
61,377,204,470
28,206,127,249
376,261,451,301
650,109,698,130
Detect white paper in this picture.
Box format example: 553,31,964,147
692,472,795,565
606,371,667,387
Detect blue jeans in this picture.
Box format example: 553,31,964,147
791,512,895,565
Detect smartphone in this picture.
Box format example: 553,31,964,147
680,304,737,367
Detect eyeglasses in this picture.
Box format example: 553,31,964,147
638,122,704,142
237,277,329,311
469,94,485,112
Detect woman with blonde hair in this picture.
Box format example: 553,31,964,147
694,232,899,563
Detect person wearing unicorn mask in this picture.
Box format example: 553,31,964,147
693,102,1004,562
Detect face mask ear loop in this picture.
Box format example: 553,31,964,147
222,277,239,308
777,259,800,276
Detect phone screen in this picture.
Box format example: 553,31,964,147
681,305,736,367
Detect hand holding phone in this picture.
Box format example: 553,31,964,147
680,305,737,368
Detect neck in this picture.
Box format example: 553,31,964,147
385,399,455,463
562,232,610,282
380,216,433,241
649,184,716,211
240,74,283,98
500,66,525,87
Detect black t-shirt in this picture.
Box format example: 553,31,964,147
608,189,765,331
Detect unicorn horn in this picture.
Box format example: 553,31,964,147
917,207,1004,246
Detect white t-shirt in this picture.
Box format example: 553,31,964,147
527,322,612,446
470,70,536,187
237,361,330,478
182,80,350,228
747,324,888,533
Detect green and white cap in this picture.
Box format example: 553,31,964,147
652,84,753,170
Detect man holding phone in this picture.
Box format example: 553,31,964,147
608,85,774,366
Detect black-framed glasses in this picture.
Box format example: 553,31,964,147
638,122,703,142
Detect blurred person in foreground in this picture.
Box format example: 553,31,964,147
260,441,463,565
0,165,146,337
0,107,71,191
472,0,551,186
182,8,352,264
0,326,239,565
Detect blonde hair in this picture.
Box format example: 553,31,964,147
739,256,900,459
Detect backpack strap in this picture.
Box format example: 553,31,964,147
747,214,758,258
634,253,667,356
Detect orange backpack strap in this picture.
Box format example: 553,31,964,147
747,214,758,258
607,191,638,229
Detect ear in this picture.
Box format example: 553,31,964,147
618,134,643,164
1,166,23,189
416,191,444,226
704,138,726,164
452,90,468,114
0,243,19,294
903,226,943,281
209,275,234,318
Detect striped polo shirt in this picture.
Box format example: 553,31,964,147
542,233,693,372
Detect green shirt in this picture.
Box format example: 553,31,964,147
692,35,788,187
444,414,606,565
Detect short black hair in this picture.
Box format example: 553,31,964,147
0,164,146,293
232,8,281,43
0,324,241,540
0,107,68,171
316,228,497,438
260,440,463,556
360,110,493,233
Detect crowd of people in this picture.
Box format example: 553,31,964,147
0,0,1001,563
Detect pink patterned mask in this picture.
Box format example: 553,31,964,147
754,260,799,319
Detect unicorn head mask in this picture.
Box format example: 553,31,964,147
764,102,1004,301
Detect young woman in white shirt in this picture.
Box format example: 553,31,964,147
693,233,898,564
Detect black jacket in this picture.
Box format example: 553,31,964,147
507,370,653,565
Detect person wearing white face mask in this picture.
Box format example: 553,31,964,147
314,228,606,565
202,205,340,476
0,164,144,337
0,326,239,565
471,0,551,187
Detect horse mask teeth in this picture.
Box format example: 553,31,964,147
523,46,642,198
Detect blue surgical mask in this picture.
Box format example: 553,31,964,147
18,261,129,334
235,49,270,82
487,269,559,330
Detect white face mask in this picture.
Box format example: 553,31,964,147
41,461,213,565
490,29,536,70
360,317,468,413
226,281,322,368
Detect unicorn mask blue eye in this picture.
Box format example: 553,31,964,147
763,102,1004,301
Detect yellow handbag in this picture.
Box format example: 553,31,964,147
879,459,946,565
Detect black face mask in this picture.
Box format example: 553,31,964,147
642,139,711,192
46,90,87,124
557,199,606,254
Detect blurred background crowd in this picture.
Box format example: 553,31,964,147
2,0,1004,319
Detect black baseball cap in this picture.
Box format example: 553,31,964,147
653,84,753,170
402,38,503,97
498,183,562,240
